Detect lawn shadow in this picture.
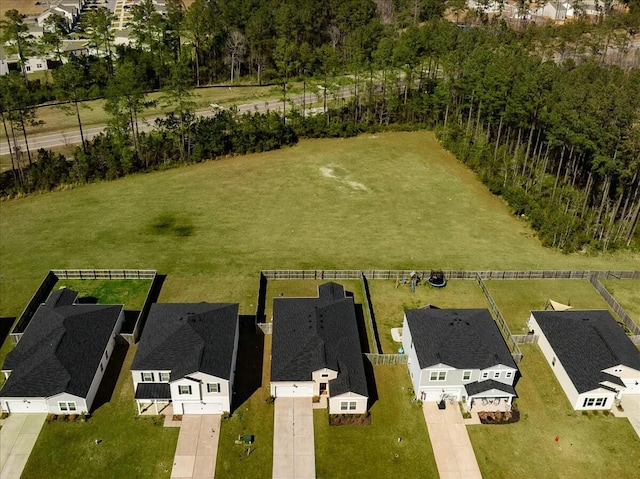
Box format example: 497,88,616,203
0,317,16,346
91,342,129,413
231,315,264,412
354,304,370,354
364,356,378,410
76,296,98,304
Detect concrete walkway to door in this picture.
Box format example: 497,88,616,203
422,402,482,479
273,397,315,479
171,414,221,479
0,413,46,479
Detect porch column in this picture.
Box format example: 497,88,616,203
136,400,141,415
154,400,158,415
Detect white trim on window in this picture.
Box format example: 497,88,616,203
481,371,489,379
141,372,154,382
207,383,220,393
159,372,170,382
340,401,357,411
493,371,501,379
59,401,76,412
462,370,472,381
505,371,513,379
430,371,447,381
178,385,192,395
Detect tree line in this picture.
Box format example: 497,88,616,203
1,1,639,252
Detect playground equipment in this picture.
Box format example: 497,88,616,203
427,270,447,288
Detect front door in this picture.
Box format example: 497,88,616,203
319,383,327,395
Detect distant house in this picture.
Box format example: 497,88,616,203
0,289,124,414
131,303,240,415
270,283,369,414
37,5,79,30
533,1,568,21
528,310,640,410
402,308,518,409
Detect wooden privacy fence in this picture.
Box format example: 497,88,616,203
11,269,157,345
512,335,539,345
475,274,523,364
360,273,382,354
588,273,640,336
365,353,408,365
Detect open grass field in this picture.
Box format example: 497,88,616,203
314,365,438,479
368,279,489,353
0,0,47,17
485,279,613,333
468,344,640,479
21,344,180,479
601,279,640,328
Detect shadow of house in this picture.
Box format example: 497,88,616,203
0,318,16,346
91,343,129,412
231,315,265,411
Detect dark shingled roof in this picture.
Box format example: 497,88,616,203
1,293,122,399
45,288,78,308
405,309,517,370
465,379,517,397
531,310,640,394
135,383,171,400
132,303,239,381
271,283,368,398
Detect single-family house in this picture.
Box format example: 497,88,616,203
37,6,79,30
533,1,568,21
131,303,240,415
528,310,640,410
402,308,518,409
0,288,124,414
270,282,369,414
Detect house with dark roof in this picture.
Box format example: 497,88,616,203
270,283,369,414
402,308,518,409
131,303,239,415
0,289,124,414
528,310,640,410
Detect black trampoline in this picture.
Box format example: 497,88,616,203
427,270,447,288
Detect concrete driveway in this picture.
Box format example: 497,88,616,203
273,397,315,479
0,413,46,479
171,415,221,479
422,402,482,479
619,395,640,439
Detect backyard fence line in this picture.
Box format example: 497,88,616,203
256,323,272,334
360,273,382,354
475,274,523,364
588,273,640,336
121,272,160,345
255,272,268,324
11,269,157,345
365,353,408,365
512,335,539,345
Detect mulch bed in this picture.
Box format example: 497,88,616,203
478,409,520,424
329,413,371,426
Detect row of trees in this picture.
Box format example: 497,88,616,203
1,4,639,251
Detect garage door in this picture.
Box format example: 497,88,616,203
182,402,222,414
4,399,48,413
421,390,460,402
275,385,314,397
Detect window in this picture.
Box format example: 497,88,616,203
26,66,31,71
595,398,607,407
36,63,42,68
505,371,513,379
462,371,472,381
100,363,104,372
141,372,154,382
493,371,501,379
59,402,76,412
159,372,170,382
207,383,220,393
583,397,603,408
613,368,623,373
430,371,446,381
178,385,192,395
340,401,357,411
552,357,556,366
481,371,489,379
321,374,329,378
105,349,109,359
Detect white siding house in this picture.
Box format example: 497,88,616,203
528,310,640,410
403,308,518,410
1,288,124,414
131,303,239,415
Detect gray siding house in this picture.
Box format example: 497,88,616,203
1,289,124,414
270,283,369,414
402,308,518,409
131,303,240,415
528,310,640,410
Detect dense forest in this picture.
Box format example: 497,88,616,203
1,0,639,252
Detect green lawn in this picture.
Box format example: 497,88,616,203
601,279,640,328
314,365,438,479
368,279,489,353
21,344,179,479
53,279,152,310
468,345,640,479
485,279,612,333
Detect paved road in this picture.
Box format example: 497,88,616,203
0,88,352,156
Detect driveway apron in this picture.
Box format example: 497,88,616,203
422,402,482,479
171,414,221,479
273,397,315,479
0,413,46,479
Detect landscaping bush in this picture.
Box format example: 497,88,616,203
478,409,520,425
329,413,371,426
